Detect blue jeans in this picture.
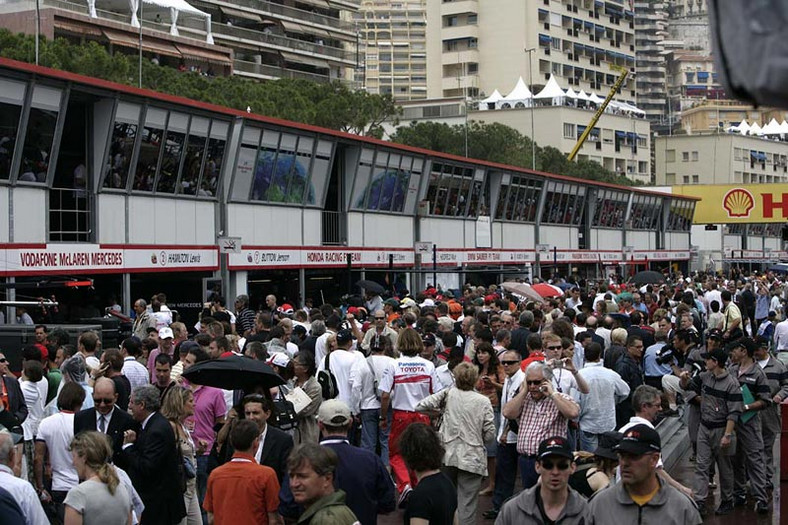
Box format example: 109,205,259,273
196,454,209,524
580,430,600,453
360,408,391,467
518,455,539,491
491,442,519,510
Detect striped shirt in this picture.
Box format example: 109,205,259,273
516,392,577,456
122,357,150,389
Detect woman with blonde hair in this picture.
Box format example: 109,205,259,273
160,386,200,525
64,431,131,525
416,361,495,525
604,327,629,369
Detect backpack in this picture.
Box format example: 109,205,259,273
318,353,339,400
709,0,788,108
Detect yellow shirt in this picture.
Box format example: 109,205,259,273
628,484,660,507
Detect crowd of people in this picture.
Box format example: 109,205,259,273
1,269,788,524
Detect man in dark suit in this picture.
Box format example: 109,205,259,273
74,377,134,461
219,394,293,483
0,351,27,427
117,384,186,525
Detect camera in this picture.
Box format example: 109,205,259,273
655,344,676,365
547,358,564,370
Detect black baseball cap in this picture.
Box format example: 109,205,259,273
614,424,661,455
700,347,728,364
538,436,574,460
594,431,623,460
725,337,756,356
706,328,723,341
422,333,436,347
336,329,354,344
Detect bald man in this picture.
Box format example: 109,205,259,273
74,377,135,461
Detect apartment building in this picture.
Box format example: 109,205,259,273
425,0,637,102
355,0,426,101
633,0,667,122
0,0,360,84
655,133,788,186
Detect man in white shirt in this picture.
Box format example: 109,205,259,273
319,330,364,416
358,342,397,467
774,315,788,352
1,429,49,525
483,350,525,520
120,338,149,389
314,314,341,365
578,342,630,452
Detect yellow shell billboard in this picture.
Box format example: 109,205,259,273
672,184,788,223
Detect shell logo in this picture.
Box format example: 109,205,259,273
723,188,754,218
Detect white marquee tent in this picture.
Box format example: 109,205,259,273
762,118,782,135
533,74,565,105
87,0,214,43
479,89,503,111
499,77,533,108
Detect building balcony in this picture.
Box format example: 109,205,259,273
441,48,479,65
233,59,331,82
441,73,478,91
188,19,357,66
441,24,478,41
440,0,478,17
190,0,356,37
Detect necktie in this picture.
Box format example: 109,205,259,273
99,415,106,433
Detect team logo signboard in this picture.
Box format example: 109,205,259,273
672,184,788,223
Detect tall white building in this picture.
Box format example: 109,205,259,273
355,0,427,101
425,0,637,101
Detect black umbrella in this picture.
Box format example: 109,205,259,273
182,355,284,392
356,279,385,295
629,270,666,286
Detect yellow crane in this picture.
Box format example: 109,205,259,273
567,67,630,161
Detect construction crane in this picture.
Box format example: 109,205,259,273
567,66,630,161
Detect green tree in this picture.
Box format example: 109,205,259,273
0,30,398,136
391,120,637,186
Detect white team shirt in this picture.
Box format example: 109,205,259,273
319,349,365,411
36,412,79,491
379,355,438,412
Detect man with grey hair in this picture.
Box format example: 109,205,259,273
132,299,156,340
0,428,48,524
234,294,256,337
509,311,535,359
503,361,580,490
118,385,186,524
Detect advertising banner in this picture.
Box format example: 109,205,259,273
672,184,788,223
0,244,219,276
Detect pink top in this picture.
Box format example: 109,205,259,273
185,385,227,456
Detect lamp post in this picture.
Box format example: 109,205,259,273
138,0,143,88
525,47,536,170
35,0,39,65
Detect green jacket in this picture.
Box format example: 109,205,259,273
297,490,359,525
